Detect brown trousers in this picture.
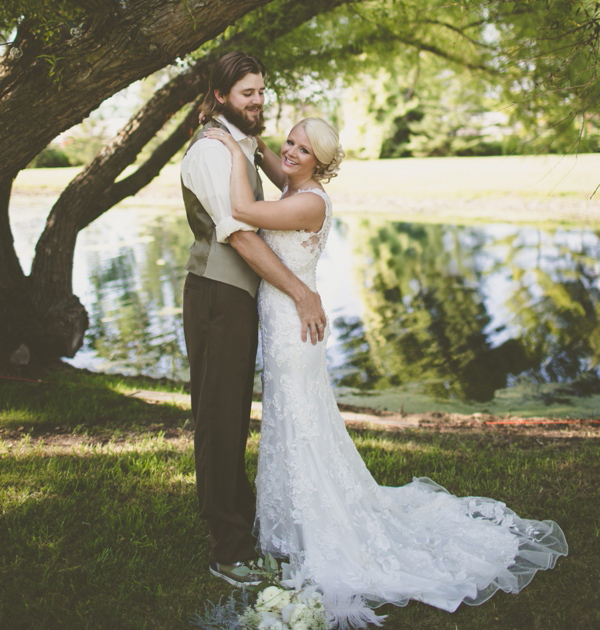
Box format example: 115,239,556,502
183,273,259,564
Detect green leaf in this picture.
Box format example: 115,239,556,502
245,578,272,594
265,553,279,573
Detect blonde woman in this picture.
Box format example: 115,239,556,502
206,118,567,628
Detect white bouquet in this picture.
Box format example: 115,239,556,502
191,555,332,630
238,583,329,630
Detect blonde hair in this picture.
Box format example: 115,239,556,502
292,117,345,183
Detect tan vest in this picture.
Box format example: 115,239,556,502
181,119,263,297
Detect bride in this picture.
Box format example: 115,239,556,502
204,118,568,627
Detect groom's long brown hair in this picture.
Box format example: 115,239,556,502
200,51,266,121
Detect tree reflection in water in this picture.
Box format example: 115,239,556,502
84,214,191,379
333,221,600,403
80,211,600,405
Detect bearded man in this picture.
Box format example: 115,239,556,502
180,52,326,586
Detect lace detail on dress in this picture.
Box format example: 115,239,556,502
260,186,331,292
255,188,567,628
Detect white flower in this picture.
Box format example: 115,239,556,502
257,611,284,629
289,603,310,625
256,586,292,613
238,577,328,630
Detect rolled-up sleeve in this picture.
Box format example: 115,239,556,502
181,139,257,243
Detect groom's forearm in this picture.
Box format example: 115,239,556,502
229,230,325,344
229,230,309,301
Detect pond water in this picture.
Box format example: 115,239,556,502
10,197,600,416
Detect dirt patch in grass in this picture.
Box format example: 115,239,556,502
3,394,599,455
2,364,599,451
339,404,600,440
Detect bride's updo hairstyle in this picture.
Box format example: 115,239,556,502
293,117,345,183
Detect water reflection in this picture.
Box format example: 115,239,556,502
75,212,191,380
336,220,600,402
66,210,600,407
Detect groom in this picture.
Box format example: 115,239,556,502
181,51,326,587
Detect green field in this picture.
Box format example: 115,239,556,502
14,152,600,219
328,153,600,199
1,367,598,629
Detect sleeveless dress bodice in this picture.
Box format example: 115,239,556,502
260,187,332,289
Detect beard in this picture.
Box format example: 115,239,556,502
220,100,265,136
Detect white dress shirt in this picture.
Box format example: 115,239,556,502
180,114,259,243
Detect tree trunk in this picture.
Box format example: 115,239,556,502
1,0,352,364
0,177,88,361
0,179,23,293
0,179,28,359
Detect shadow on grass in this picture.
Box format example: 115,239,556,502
0,363,190,436
1,445,216,628
1,427,598,628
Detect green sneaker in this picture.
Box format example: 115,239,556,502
209,561,263,587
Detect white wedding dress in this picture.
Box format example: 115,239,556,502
255,188,567,628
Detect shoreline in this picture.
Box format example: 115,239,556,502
2,365,598,445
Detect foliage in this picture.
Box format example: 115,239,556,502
370,56,504,158
0,0,86,42
469,0,600,154
225,0,600,156
190,590,253,629
59,115,117,165
27,145,72,168
4,0,600,158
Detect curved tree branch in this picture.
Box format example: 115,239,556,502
0,179,23,292
83,97,206,230
29,0,355,306
0,0,274,183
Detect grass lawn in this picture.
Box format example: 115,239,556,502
13,153,600,226
14,153,600,199
1,365,598,629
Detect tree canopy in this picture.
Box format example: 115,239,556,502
253,0,600,154
1,0,599,365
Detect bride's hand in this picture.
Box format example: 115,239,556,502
204,128,242,156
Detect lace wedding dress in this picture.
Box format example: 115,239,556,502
255,188,567,628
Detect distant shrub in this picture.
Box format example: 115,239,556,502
455,141,504,157
28,146,72,168
261,135,285,156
